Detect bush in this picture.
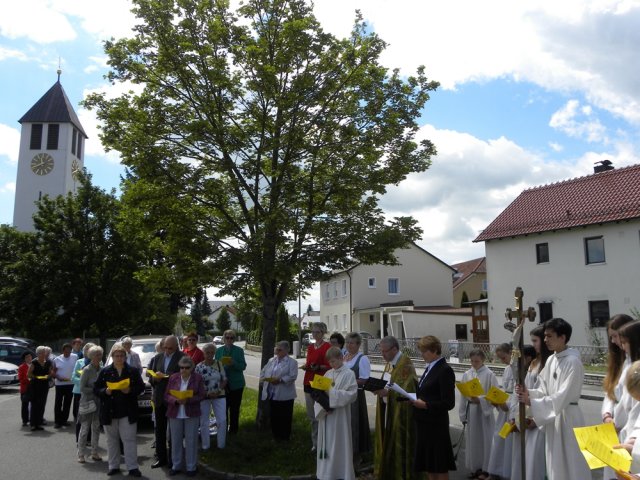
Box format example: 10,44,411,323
247,328,262,346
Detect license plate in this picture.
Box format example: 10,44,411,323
138,399,152,407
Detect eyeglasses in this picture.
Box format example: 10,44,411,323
224,336,234,340
179,366,191,370
187,338,197,342
112,353,126,358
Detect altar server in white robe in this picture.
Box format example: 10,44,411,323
517,318,591,480
487,343,515,479
315,346,358,480
459,349,498,479
511,326,550,480
613,360,640,478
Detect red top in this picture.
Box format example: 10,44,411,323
18,362,30,394
303,341,331,385
183,346,205,365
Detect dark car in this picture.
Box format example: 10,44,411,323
0,336,37,350
0,342,33,367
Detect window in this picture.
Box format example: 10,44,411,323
368,277,376,288
455,324,468,341
46,124,59,150
589,300,610,328
481,279,487,293
77,135,83,158
333,282,338,298
333,315,338,330
324,284,330,300
71,129,77,155
369,314,375,323
585,236,605,264
30,124,43,149
539,302,553,323
342,314,347,330
341,279,347,297
388,278,399,295
536,242,549,263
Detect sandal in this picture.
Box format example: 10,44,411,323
91,453,103,461
77,455,86,463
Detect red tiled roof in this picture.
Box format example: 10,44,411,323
451,257,486,288
474,164,640,242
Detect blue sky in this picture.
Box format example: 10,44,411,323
2,0,640,308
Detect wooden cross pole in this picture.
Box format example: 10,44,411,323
504,287,536,480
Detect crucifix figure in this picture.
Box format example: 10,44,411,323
504,287,536,480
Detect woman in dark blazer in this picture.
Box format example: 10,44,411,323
164,355,205,477
411,335,456,480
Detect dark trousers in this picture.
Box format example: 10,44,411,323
270,399,294,440
54,385,73,426
155,403,170,463
73,392,80,420
226,387,244,434
30,388,48,427
20,393,30,425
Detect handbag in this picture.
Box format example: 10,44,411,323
78,399,97,415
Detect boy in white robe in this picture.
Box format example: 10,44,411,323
487,343,514,479
517,317,591,480
315,346,358,480
614,360,640,478
459,349,498,480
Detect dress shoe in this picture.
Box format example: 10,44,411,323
31,426,44,431
107,469,120,476
128,468,142,477
168,469,180,476
54,424,62,429
151,460,166,469
186,470,197,477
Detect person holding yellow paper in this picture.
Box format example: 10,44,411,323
94,343,145,477
487,343,515,479
613,360,640,477
215,329,246,435
517,318,591,480
27,345,53,431
164,356,205,477
458,349,498,480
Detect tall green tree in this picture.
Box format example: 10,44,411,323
276,304,289,342
216,306,232,332
85,0,438,369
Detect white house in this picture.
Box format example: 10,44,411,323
474,162,640,346
301,310,320,329
320,243,456,339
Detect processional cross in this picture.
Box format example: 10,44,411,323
504,287,536,480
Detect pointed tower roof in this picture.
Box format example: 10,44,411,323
19,78,87,138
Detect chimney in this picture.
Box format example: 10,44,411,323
594,159,614,174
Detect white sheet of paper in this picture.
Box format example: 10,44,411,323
386,382,417,401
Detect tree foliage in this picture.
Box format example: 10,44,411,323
84,0,438,368
216,306,232,332
276,304,289,342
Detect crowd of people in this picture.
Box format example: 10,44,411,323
15,314,640,480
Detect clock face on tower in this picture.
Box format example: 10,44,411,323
30,153,55,176
71,159,81,180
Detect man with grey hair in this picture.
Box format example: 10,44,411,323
121,337,142,373
373,336,418,480
148,335,185,469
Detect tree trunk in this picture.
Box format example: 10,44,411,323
256,293,278,430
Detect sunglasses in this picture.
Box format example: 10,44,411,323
179,366,191,370
224,336,234,339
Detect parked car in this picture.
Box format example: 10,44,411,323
213,336,224,346
0,342,33,367
106,335,165,416
302,333,315,346
0,360,19,387
0,336,37,350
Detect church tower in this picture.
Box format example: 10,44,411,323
12,72,88,232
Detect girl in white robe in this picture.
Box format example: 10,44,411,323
315,346,358,480
459,349,498,479
511,326,550,480
487,343,515,479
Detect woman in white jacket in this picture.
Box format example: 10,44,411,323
259,340,298,441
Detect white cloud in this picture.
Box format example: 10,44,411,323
0,46,29,62
0,181,15,194
0,123,21,163
0,0,76,43
549,100,607,143
549,142,564,152
51,0,137,41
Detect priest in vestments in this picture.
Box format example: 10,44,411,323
374,336,420,480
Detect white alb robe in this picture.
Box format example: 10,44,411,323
315,364,358,480
487,365,514,477
602,356,631,480
459,365,498,473
528,348,591,480
510,365,545,480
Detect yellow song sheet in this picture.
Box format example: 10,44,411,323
146,370,164,379
310,374,332,391
220,356,233,366
76,370,83,376
169,389,193,400
573,423,631,471
498,422,516,439
455,377,485,398
486,386,509,405
107,378,130,391
35,375,49,380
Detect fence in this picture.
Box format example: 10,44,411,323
362,338,608,366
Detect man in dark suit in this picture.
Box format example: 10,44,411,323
149,335,185,469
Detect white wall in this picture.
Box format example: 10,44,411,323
402,311,472,342
485,221,640,346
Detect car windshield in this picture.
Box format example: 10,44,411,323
132,343,157,354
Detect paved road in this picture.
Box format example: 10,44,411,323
0,345,604,479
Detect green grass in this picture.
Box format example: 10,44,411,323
200,388,316,478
